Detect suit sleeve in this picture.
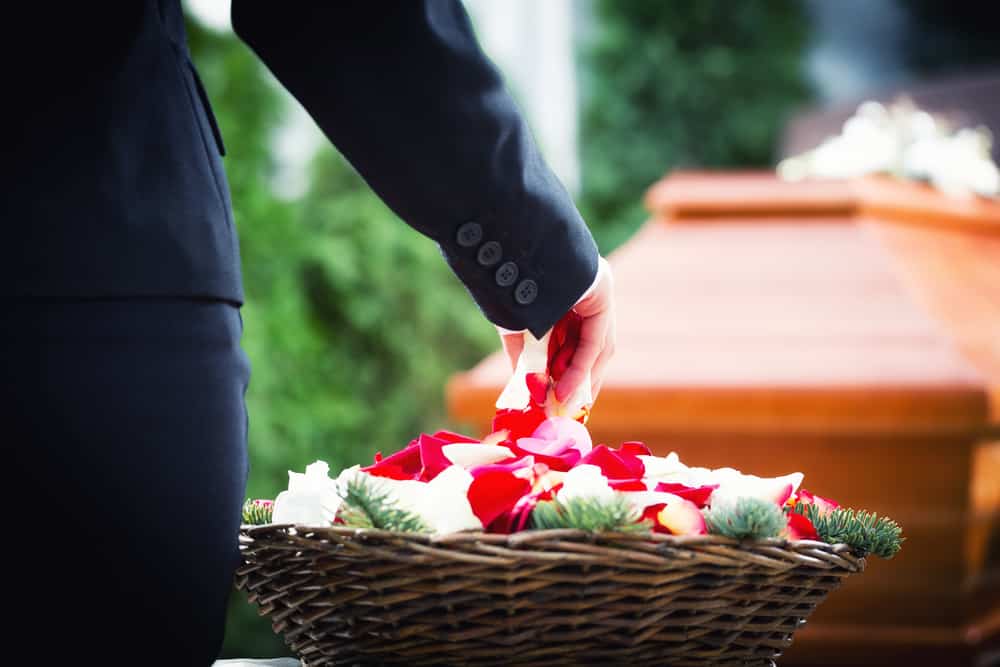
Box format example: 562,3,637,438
231,1,598,339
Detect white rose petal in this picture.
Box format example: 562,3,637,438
495,330,552,411
710,471,804,506
273,489,326,525
442,443,514,468
421,465,482,533
638,452,686,481
273,460,339,526
621,490,685,511
557,464,615,503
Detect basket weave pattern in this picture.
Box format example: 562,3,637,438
236,525,864,666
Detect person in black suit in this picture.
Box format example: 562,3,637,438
1,2,614,663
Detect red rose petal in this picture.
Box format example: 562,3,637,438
620,441,652,457
430,430,478,445
797,488,840,514
654,482,719,509
608,479,647,491
418,433,453,482
362,439,422,480
492,407,547,442
547,312,582,381
786,512,819,540
657,498,708,536
467,470,532,528
773,483,795,506
526,372,550,407
641,503,671,533
514,437,581,472
470,455,535,478
580,444,645,481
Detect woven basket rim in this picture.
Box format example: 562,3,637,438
239,523,865,573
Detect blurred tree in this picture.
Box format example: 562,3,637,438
578,0,812,251
185,17,497,659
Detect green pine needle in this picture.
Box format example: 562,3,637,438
242,499,274,525
530,494,649,533
337,476,428,533
793,504,904,559
703,497,786,539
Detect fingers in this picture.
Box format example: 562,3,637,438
555,310,609,402
499,331,525,370
590,317,616,400
555,257,615,403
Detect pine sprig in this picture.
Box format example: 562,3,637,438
337,476,428,533
530,495,649,533
703,497,786,539
793,504,903,558
242,499,274,525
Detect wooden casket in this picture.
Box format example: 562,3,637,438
446,172,999,666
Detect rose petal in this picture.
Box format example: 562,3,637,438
785,512,819,540
796,488,840,514
442,443,516,468
710,472,804,506
421,465,482,533
470,455,535,478
417,433,454,481
467,470,532,528
579,444,645,481
491,407,547,442
430,430,479,445
557,464,615,502
637,453,687,480
273,489,328,525
654,482,718,509
526,372,550,406
641,502,670,533
517,436,576,457
495,330,552,411
547,311,582,381
480,430,510,447
362,440,422,480
531,417,593,453
608,479,647,491
656,495,708,536
620,441,652,457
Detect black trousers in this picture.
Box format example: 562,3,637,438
1,298,250,665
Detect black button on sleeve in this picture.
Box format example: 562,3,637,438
514,279,538,305
477,241,502,267
456,222,483,247
495,261,519,287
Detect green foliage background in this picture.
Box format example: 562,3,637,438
578,0,811,251
186,0,813,658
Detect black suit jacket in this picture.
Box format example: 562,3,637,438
3,1,597,338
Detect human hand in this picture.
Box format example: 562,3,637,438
498,256,615,402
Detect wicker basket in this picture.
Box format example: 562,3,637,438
236,524,864,666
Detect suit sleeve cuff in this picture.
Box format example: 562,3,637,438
494,258,604,336
441,203,599,339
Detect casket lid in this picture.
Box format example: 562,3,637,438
448,173,999,438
